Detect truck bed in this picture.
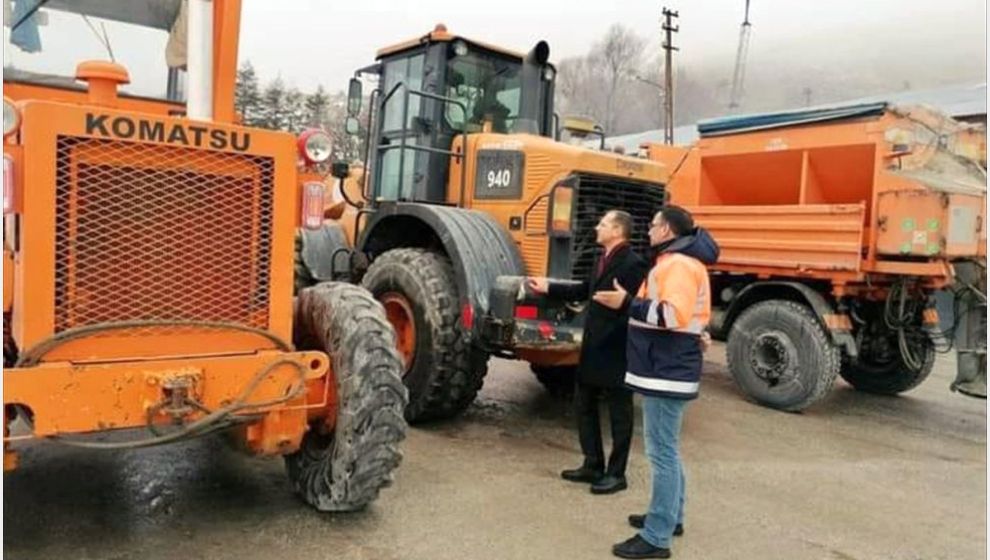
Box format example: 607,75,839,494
689,203,865,274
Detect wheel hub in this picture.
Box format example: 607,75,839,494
380,292,417,376
750,332,794,386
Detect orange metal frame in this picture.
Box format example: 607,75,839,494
3,0,335,463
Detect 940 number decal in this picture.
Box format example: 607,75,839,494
474,150,524,199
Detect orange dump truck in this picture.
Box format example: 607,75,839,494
647,102,987,411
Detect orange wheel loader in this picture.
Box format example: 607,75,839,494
294,26,672,422
3,0,407,511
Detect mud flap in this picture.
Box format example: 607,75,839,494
300,224,352,281
951,261,987,398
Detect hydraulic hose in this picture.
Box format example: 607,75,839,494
11,320,304,450
44,357,306,450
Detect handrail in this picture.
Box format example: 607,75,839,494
361,87,381,202
374,81,469,207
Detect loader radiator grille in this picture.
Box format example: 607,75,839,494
54,136,275,333
571,174,666,282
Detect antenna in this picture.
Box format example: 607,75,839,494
727,0,752,112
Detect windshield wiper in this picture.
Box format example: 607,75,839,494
10,0,50,33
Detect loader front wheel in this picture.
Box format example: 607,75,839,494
286,282,408,512
362,248,488,423
727,300,841,412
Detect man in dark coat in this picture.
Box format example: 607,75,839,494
528,210,649,494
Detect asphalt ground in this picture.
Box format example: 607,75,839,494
3,343,986,560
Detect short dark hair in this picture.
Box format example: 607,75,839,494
606,210,633,240
658,205,694,236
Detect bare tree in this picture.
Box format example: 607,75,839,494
590,24,646,133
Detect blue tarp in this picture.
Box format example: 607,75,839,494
697,102,889,137
10,0,43,53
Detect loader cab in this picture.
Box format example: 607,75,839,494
348,25,555,205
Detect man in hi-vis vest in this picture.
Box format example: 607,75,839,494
594,206,719,560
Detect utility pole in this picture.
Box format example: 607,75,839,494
661,7,679,145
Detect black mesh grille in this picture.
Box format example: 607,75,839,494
54,136,275,333
570,174,666,282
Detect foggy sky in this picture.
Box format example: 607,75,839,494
239,0,988,93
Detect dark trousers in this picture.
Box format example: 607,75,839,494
575,382,634,477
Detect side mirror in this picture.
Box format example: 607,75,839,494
347,78,362,117
344,116,360,136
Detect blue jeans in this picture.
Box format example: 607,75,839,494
640,395,688,548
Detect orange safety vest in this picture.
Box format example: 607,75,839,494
630,252,711,335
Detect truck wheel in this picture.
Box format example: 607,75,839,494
727,300,840,412
362,248,488,422
286,282,408,512
530,365,577,397
840,335,935,395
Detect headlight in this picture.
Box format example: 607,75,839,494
542,66,556,81
452,40,469,57
3,98,20,138
298,129,333,164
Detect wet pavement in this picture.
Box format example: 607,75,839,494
4,343,986,560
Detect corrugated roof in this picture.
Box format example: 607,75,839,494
601,82,986,150
697,102,888,137
848,82,986,118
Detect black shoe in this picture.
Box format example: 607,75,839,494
627,515,683,536
590,475,627,494
561,466,603,483
612,534,671,559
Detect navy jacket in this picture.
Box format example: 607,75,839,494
623,228,719,399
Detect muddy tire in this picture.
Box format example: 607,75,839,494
840,338,935,395
362,248,488,423
727,300,840,412
530,365,577,397
286,282,408,512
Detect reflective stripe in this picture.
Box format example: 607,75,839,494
662,302,680,328
625,372,699,394
684,289,708,334
646,300,660,326
630,318,664,331
630,318,704,335
640,251,711,336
